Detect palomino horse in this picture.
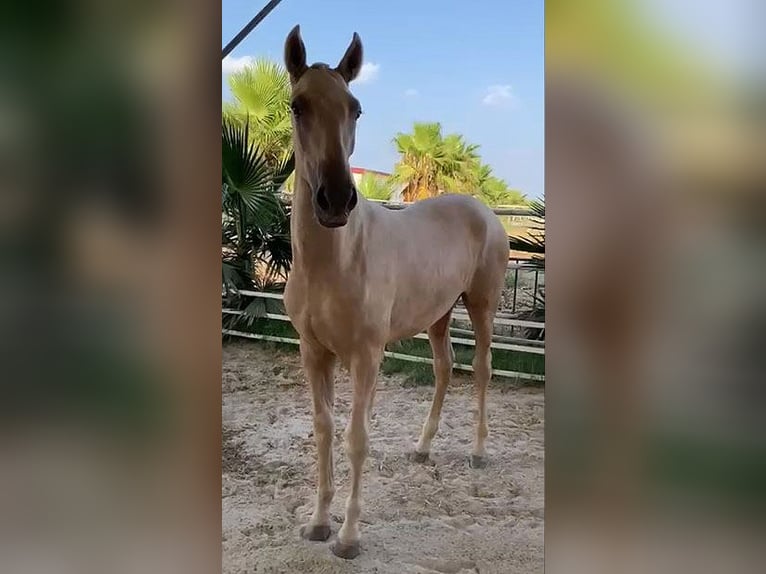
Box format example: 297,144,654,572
282,25,510,559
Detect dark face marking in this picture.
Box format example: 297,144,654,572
285,30,365,228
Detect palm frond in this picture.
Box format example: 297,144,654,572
222,257,252,293
508,234,545,255
357,172,393,201
528,199,545,219
222,118,283,227
254,199,293,284
392,122,524,202
226,57,293,169
509,198,545,271
518,288,545,340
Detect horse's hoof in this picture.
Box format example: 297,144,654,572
300,523,331,541
469,454,488,469
410,450,430,464
331,539,361,559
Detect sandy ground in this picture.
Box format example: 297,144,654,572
223,341,544,574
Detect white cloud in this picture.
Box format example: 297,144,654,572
482,84,517,107
222,55,254,75
404,88,419,97
353,62,380,84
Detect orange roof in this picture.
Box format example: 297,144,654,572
351,166,391,177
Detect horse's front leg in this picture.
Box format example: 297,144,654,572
299,339,337,541
331,346,382,559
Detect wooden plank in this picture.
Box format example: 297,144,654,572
223,329,545,382
222,309,290,322
233,290,284,299
452,313,545,329
223,310,545,355
449,327,545,347
410,333,544,355
225,290,546,330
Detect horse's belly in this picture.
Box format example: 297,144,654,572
388,284,463,342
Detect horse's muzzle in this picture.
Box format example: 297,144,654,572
314,184,357,228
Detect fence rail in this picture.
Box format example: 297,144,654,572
280,195,536,218
225,290,544,334
369,199,535,217
234,255,544,316
222,328,545,382
222,307,544,356
222,288,545,382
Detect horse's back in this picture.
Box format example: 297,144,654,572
392,194,508,263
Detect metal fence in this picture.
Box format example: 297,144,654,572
505,258,544,315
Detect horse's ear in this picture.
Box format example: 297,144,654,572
335,32,363,83
284,25,307,82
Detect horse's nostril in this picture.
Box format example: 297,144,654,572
347,188,358,211
316,186,330,211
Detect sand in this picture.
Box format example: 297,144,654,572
223,340,543,573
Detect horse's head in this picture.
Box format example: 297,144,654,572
284,25,363,228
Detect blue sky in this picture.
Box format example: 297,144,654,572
223,0,544,199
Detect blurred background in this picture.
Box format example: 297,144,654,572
545,0,764,572
0,2,221,573
0,0,762,572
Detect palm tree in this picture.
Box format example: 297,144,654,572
391,122,442,201
357,172,393,201
474,164,528,206
391,122,524,205
439,133,482,193
222,118,294,302
223,58,292,169
391,122,481,202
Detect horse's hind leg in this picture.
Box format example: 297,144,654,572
413,310,454,462
463,289,500,469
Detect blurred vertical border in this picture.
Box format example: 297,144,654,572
0,1,222,572
545,1,765,573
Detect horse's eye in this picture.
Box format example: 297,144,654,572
290,103,302,118
355,107,363,119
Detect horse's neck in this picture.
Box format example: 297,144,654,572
291,176,361,273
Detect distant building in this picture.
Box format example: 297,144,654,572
351,166,390,181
